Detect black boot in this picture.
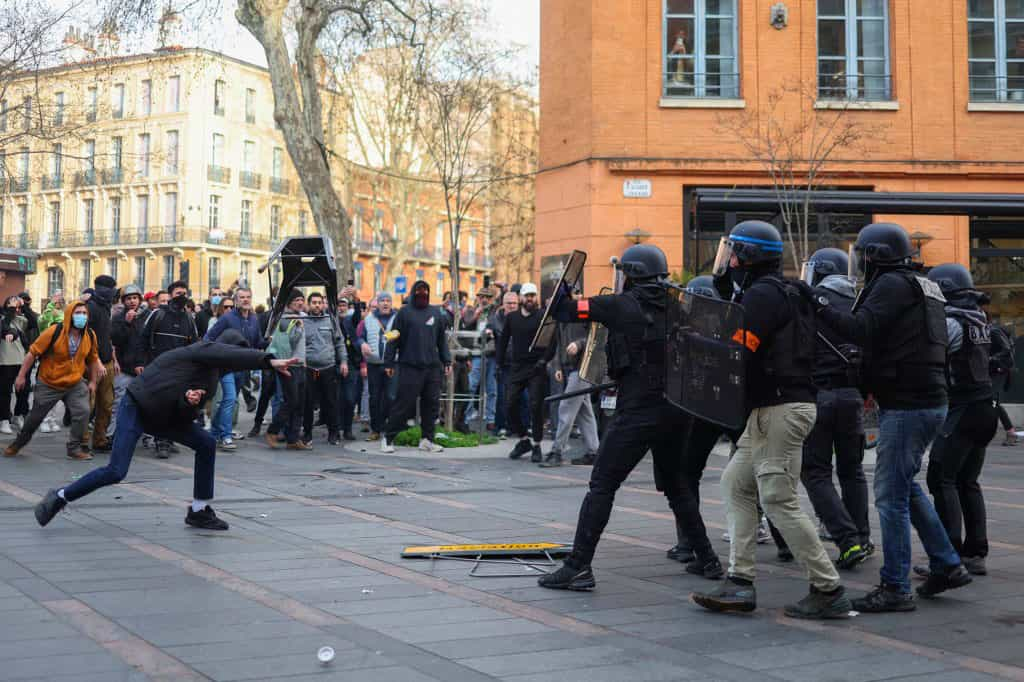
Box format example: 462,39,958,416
667,544,695,563
571,452,596,466
784,585,852,620
538,449,562,467
917,564,972,598
685,555,724,580
509,438,532,459
343,431,356,441
530,444,543,463
691,576,756,613
851,583,916,612
537,561,595,591
34,489,66,527
247,422,262,439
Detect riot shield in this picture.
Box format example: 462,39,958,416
664,287,747,431
578,287,612,385
530,250,587,352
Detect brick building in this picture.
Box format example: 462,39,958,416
538,0,1024,325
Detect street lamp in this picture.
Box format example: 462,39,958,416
909,230,934,254
624,228,652,244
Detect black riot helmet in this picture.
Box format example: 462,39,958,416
619,244,668,282
927,263,975,296
801,247,850,287
713,221,784,276
850,222,914,282
685,275,719,299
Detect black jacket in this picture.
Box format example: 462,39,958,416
551,321,588,374
195,304,216,338
134,304,199,365
127,341,273,432
496,308,553,373
383,303,451,369
812,275,860,386
86,286,115,364
110,307,143,371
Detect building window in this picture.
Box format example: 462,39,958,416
22,96,31,130
110,197,121,239
0,99,6,131
373,263,382,292
208,256,221,291
0,204,5,240
47,267,64,298
298,210,308,235
969,0,1024,101
663,0,738,98
79,258,91,292
162,255,174,288
137,194,149,234
240,259,250,286
87,87,98,121
167,75,180,112
270,205,281,241
435,226,444,258
139,79,152,116
17,204,27,243
214,79,225,116
107,257,118,283
817,0,891,101
84,139,96,180
54,92,64,126
112,83,125,118
241,199,252,238
134,255,146,289
208,195,221,231
353,261,363,289
83,199,94,238
18,148,29,183
164,192,177,229
112,136,123,171
415,268,424,279
436,271,444,295
245,88,255,124
50,144,62,187
211,133,224,168
272,147,283,179
165,130,178,175
49,201,60,241
138,133,150,177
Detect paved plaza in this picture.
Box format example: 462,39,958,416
2,416,1024,681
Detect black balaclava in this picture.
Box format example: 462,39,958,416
412,280,430,309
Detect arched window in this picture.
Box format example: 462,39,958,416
46,267,64,298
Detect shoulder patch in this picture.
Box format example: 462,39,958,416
915,276,947,304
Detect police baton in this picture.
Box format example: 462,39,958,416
544,381,616,404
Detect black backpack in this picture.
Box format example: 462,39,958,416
39,323,97,359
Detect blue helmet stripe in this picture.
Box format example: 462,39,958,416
732,234,784,252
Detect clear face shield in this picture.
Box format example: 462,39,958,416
800,261,816,285
848,244,865,281
712,237,735,277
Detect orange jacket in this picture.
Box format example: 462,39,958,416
29,301,99,390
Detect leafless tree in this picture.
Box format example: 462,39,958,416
715,79,888,270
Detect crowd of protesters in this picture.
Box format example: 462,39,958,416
0,273,606,465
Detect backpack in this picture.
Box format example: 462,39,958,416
990,323,1016,390
39,323,97,359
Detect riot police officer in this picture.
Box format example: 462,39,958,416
538,244,724,591
691,221,850,620
799,248,872,570
797,223,971,612
920,263,998,578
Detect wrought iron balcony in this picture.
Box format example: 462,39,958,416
8,177,29,193
101,167,124,185
269,177,290,194
41,174,62,190
208,165,231,183
239,171,261,189
74,169,96,188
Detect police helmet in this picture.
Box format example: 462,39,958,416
801,247,850,287
927,263,975,295
685,275,719,298
713,221,783,275
851,223,914,279
619,244,668,281
120,284,143,301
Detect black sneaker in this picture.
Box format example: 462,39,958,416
851,584,916,612
667,544,695,563
571,452,596,466
862,539,876,556
964,556,987,576
685,556,724,580
917,564,972,598
509,439,532,460
343,431,357,441
691,577,756,613
836,544,870,571
328,434,341,446
185,505,230,531
530,445,543,463
913,564,931,579
784,585,852,620
34,489,66,527
539,450,562,468
247,424,262,439
777,547,794,563
537,562,596,591
155,442,170,459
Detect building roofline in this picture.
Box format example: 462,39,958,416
6,47,276,82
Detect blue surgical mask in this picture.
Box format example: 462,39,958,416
211,295,223,306
72,313,88,329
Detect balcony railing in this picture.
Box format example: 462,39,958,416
41,174,62,190
969,75,1024,103
112,109,124,120
208,165,231,183
269,176,290,194
40,226,274,251
101,167,124,185
817,73,892,103
239,171,261,189
74,169,96,188
662,67,741,99
411,246,432,259
8,177,29,193
0,232,35,249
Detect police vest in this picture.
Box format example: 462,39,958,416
866,269,948,390
605,289,666,392
812,287,860,385
947,310,993,405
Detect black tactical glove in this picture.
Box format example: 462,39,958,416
792,281,830,313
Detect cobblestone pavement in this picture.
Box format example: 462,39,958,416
1,414,1023,681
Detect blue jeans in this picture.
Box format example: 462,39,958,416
338,368,358,433
875,406,961,593
62,397,217,503
210,372,236,440
466,356,497,424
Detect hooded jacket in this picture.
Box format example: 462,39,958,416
383,280,451,368
86,285,115,364
29,302,99,390
304,313,346,370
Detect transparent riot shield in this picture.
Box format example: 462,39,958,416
530,250,587,352
664,287,747,431
578,287,612,386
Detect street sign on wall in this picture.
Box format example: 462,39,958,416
623,179,652,198
394,276,408,294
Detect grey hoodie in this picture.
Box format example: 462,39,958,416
304,314,346,370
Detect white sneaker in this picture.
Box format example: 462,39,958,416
418,438,443,453
40,420,53,434
12,416,23,430
0,420,12,435
380,438,395,454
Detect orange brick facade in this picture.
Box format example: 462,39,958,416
537,0,1024,320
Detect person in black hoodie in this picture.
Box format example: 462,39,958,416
33,330,299,530
108,284,144,440
84,275,117,452
381,280,451,453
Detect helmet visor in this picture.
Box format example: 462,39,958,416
800,261,816,285
848,244,866,281
712,237,734,277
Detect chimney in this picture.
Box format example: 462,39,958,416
157,4,183,50
95,18,120,58
62,27,95,63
